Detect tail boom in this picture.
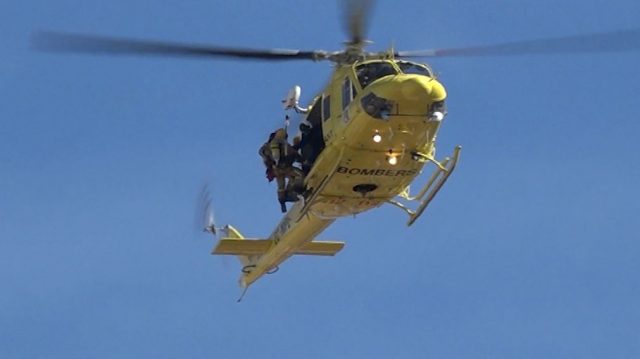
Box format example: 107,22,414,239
211,202,340,288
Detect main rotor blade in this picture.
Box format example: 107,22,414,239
31,31,326,61
342,0,374,46
397,28,640,57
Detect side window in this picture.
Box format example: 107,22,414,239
322,94,331,122
342,77,356,110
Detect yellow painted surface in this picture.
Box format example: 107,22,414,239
212,59,461,289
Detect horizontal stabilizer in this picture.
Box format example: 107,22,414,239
213,239,271,255
295,241,345,256
212,239,344,256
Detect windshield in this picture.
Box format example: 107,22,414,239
396,61,432,77
355,62,398,88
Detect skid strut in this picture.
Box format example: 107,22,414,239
387,145,461,226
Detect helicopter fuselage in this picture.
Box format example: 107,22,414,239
236,59,457,287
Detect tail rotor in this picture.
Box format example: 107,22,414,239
197,183,220,238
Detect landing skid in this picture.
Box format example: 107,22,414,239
387,145,461,226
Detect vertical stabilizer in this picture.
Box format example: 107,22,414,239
219,225,259,270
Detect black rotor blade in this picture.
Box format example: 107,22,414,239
397,28,640,58
31,31,326,61
342,0,374,45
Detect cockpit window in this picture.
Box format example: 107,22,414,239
396,61,432,77
355,62,398,88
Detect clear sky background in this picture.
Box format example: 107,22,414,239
2,1,639,358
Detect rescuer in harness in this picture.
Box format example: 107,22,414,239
259,127,304,213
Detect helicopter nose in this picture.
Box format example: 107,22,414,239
399,76,447,103
361,75,447,120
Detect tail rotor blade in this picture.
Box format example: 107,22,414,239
196,184,217,236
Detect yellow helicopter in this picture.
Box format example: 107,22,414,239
33,1,640,297
206,52,459,292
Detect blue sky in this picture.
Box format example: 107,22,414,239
2,0,640,358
